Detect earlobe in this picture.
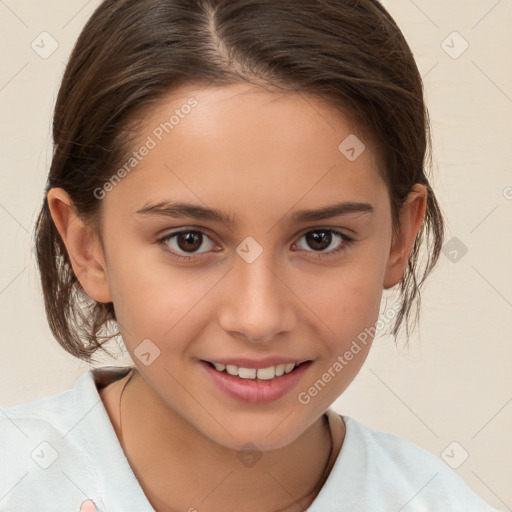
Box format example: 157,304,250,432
383,184,428,290
46,187,113,303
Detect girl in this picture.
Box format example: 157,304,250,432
0,0,502,510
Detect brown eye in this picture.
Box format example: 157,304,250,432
305,230,333,251
176,231,203,252
295,228,354,258
159,229,218,261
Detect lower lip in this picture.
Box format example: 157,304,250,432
200,360,312,404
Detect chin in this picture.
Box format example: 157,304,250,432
194,413,311,453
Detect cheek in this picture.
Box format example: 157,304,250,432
294,255,386,402
300,265,383,400
105,245,215,342
301,256,384,332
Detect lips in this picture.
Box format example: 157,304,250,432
200,359,312,403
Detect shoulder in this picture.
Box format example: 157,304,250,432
0,371,102,510
346,416,500,511
0,382,81,466
312,414,500,511
0,366,159,511
344,415,446,470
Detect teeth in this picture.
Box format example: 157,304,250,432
210,361,301,380
238,367,257,379
226,364,238,376
256,367,275,380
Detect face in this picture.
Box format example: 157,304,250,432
80,84,399,450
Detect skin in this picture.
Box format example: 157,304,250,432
48,83,427,512
79,500,97,512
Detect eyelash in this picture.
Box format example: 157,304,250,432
157,228,355,262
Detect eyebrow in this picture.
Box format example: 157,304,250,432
134,200,374,225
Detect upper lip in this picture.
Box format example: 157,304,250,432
202,357,311,369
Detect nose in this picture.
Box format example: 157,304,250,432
217,248,297,344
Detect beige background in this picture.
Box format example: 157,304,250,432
0,0,511,509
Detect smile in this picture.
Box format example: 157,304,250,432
207,361,304,380
200,360,313,404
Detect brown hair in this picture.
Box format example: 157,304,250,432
34,0,445,363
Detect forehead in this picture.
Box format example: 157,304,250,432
105,83,388,220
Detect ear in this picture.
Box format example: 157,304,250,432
383,184,428,290
46,187,113,303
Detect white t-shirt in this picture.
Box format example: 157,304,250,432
0,366,500,512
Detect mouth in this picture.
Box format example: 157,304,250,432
202,360,311,381
200,359,313,404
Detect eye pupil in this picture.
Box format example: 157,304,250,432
177,231,202,252
306,230,331,251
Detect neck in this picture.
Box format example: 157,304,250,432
109,369,342,512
